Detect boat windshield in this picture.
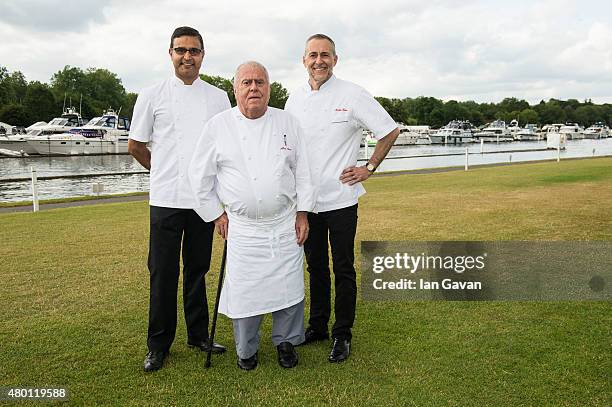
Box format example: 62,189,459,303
92,116,116,128
65,117,81,126
48,118,69,126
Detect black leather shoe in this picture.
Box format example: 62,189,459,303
328,338,350,363
277,342,298,368
143,350,168,372
300,327,329,345
237,352,258,371
187,340,227,354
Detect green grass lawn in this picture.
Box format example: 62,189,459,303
1,158,610,406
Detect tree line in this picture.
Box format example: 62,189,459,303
375,96,612,128
1,65,610,129
0,66,137,127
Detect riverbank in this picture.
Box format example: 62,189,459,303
1,157,610,405
2,155,611,213
2,138,611,202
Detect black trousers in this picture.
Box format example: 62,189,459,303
147,206,215,352
305,204,358,340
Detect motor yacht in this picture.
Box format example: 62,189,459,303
394,125,432,145
515,124,540,141
559,123,584,140
27,109,130,155
430,120,476,144
0,108,86,154
582,122,609,139
507,119,521,137
473,120,513,142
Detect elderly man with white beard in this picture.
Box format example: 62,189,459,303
188,61,315,370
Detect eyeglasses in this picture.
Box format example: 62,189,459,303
172,47,203,56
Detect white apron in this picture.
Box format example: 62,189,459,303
218,211,305,319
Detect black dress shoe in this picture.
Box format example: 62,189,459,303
300,327,329,345
277,342,298,368
187,340,227,354
143,350,168,372
328,338,350,363
237,352,258,371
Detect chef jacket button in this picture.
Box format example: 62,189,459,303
253,177,257,180
248,156,252,160
258,199,262,202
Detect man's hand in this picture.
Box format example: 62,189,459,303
339,165,371,185
213,212,229,240
295,211,309,246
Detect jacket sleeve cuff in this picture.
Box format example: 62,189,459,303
194,200,224,222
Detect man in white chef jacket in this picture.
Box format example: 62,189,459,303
285,34,399,363
129,26,230,372
189,61,315,370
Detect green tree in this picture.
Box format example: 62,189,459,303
442,100,470,123
123,92,138,121
0,68,28,105
498,97,529,114
536,101,566,124
410,96,444,125
201,74,235,106
81,68,128,117
0,66,11,105
50,66,87,108
375,97,407,123
574,105,604,126
0,103,29,126
519,108,539,125
24,81,58,123
429,107,446,127
269,81,289,109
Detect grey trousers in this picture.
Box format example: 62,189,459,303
232,300,305,359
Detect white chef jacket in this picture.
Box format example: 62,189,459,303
130,76,230,208
188,106,316,318
285,75,397,212
188,106,316,223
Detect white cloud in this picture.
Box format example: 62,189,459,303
0,0,611,104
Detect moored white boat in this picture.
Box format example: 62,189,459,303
25,108,85,138
27,109,130,155
0,148,28,157
515,124,540,141
559,123,584,140
0,108,86,154
0,134,39,155
507,119,521,137
473,120,513,142
430,120,476,144
393,125,431,145
582,123,609,139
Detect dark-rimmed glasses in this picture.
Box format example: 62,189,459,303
172,47,203,56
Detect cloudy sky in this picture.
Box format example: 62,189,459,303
1,0,611,104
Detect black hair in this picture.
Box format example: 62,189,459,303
170,26,204,50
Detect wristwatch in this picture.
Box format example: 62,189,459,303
365,161,376,173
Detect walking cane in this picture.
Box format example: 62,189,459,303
205,240,227,369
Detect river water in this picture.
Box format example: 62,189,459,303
1,138,611,202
